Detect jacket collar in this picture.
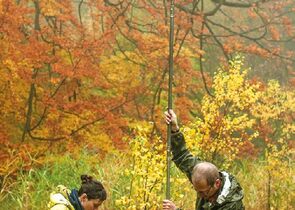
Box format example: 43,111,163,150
68,189,84,210
216,171,231,204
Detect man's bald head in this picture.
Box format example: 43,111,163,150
192,162,220,186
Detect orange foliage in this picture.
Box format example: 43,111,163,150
238,141,259,158
0,0,294,163
269,26,280,41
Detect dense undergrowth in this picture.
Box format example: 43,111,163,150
1,149,294,210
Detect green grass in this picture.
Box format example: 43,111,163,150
1,152,107,210
1,151,294,210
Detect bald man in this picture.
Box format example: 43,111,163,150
163,110,244,210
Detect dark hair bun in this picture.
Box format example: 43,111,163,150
81,174,93,184
78,174,107,200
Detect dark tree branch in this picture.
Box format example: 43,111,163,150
28,95,137,141
175,29,190,58
206,18,267,41
125,20,158,35
175,0,199,58
22,0,41,141
205,3,222,16
29,50,82,133
163,0,168,25
30,107,48,131
69,97,132,137
150,69,167,136
254,39,295,62
22,83,36,142
78,0,84,26
28,130,65,141
204,21,230,61
115,38,147,66
104,0,123,7
199,15,214,96
109,12,137,46
264,36,295,43
174,1,222,17
211,0,257,8
110,2,131,29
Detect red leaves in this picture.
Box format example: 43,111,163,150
269,26,280,41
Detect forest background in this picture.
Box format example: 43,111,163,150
0,0,294,209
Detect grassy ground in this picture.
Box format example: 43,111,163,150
0,151,294,210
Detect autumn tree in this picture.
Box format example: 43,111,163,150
97,0,295,138
182,56,260,167
0,0,293,144
182,56,294,168
0,0,294,164
0,0,134,149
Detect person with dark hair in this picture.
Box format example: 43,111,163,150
163,110,244,210
48,174,107,210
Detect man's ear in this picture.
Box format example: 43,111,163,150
80,193,88,202
215,178,222,188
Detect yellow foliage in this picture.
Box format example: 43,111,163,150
264,140,295,209
251,80,295,122
79,125,116,154
0,59,29,140
115,122,165,209
183,56,260,168
40,0,63,17
99,52,143,94
115,122,194,209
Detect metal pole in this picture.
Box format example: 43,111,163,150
166,0,174,200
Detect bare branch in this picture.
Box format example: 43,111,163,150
204,21,230,61
174,1,222,17
104,0,123,7
78,0,84,26
199,19,214,97
115,38,147,66
211,0,254,8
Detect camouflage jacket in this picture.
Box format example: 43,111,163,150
171,132,244,210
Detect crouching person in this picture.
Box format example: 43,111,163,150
48,174,106,210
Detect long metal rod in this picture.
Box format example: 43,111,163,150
166,0,175,200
